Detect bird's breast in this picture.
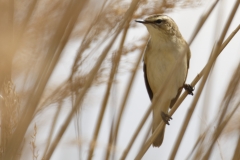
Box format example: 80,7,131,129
144,40,188,99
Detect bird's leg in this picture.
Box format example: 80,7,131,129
161,112,172,125
183,84,194,95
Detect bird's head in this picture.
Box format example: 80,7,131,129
135,15,182,38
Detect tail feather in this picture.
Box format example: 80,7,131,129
152,100,169,147
152,125,165,147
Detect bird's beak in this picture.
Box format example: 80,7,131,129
135,19,148,24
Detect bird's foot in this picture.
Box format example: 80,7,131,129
183,84,194,95
161,112,172,125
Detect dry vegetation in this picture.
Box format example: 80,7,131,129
0,0,239,160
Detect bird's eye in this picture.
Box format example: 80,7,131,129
155,19,162,24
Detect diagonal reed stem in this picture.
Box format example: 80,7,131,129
87,22,130,160
186,24,240,160
202,63,240,159
42,101,63,159
169,1,239,159
188,0,219,46
45,0,141,159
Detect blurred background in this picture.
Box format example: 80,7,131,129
0,0,239,160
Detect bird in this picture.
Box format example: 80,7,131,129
135,14,193,147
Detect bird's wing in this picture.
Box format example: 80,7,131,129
187,43,191,69
169,45,191,109
143,63,153,101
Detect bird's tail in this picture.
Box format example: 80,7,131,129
152,101,168,147
152,113,165,147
